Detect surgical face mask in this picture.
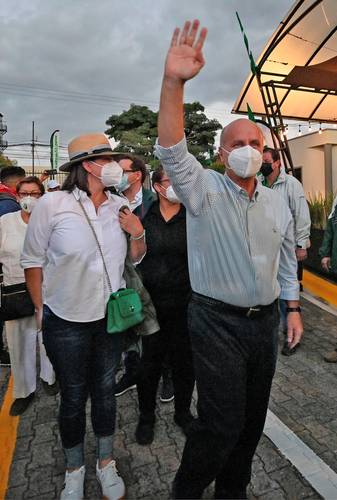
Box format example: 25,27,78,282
90,160,123,187
221,145,262,178
116,174,131,193
165,185,180,203
20,196,39,214
260,162,273,177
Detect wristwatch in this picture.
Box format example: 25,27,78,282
286,307,301,313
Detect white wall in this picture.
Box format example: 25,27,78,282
289,129,337,199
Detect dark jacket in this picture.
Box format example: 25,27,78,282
0,193,20,216
133,187,156,221
319,206,337,273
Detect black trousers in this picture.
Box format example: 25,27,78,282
173,293,279,499
137,305,195,421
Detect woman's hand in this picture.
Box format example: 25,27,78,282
119,207,144,238
321,256,331,272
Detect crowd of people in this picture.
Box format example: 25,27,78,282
0,19,336,500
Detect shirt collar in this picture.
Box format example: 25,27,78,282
72,186,114,202
224,173,259,201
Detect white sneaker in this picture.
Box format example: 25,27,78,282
60,465,85,499
96,460,125,500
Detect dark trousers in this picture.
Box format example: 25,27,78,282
174,293,279,499
42,305,123,449
137,305,195,421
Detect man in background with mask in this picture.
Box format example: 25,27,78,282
154,20,303,499
259,147,311,356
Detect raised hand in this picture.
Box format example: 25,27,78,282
164,20,207,83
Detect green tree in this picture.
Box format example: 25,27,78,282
184,102,221,165
0,153,16,169
105,104,157,159
105,102,222,164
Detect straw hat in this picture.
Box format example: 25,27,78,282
59,133,117,172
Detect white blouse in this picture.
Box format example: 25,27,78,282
21,188,128,322
0,211,27,286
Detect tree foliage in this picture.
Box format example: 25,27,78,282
0,153,16,169
105,102,222,165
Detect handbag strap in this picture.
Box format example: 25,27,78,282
77,198,113,294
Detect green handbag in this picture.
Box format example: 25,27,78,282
77,198,144,334
107,288,144,334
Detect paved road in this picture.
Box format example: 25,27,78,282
2,295,336,499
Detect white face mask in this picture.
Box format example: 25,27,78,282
20,196,39,214
90,160,123,187
165,185,180,204
221,145,262,178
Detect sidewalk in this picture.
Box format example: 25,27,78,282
1,293,336,499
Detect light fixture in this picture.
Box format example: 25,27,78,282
308,121,312,131
319,122,322,134
298,125,302,136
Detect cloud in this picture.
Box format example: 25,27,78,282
1,0,293,165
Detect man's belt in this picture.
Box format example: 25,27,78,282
191,292,277,319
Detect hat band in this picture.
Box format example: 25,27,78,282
69,145,113,161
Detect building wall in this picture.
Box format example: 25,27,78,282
288,129,337,198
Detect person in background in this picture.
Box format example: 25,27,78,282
0,166,26,366
319,196,337,362
0,166,25,216
259,147,311,356
113,154,174,402
0,176,56,416
21,133,146,500
135,166,195,445
47,179,61,192
155,20,302,499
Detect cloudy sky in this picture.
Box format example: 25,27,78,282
1,0,294,166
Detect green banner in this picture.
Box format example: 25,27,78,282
50,130,59,170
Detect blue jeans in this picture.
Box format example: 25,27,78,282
42,306,123,468
173,293,279,499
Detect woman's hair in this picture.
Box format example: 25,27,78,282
62,162,90,195
16,176,45,195
151,165,165,188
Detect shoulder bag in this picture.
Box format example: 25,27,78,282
0,282,35,321
78,199,144,333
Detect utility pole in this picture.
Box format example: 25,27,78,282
32,121,35,175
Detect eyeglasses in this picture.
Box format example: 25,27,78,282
158,178,171,184
122,169,137,173
18,191,42,198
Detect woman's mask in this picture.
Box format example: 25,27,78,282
90,160,123,187
165,185,180,204
20,196,39,214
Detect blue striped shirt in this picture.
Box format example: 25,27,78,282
155,138,299,307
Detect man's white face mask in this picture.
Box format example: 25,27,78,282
221,145,262,179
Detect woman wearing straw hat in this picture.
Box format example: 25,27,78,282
21,133,146,500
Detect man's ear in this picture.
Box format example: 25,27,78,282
218,147,226,165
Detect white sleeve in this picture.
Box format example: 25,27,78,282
20,195,54,269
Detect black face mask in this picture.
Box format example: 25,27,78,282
260,162,273,177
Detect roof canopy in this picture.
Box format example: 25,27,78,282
233,0,337,123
